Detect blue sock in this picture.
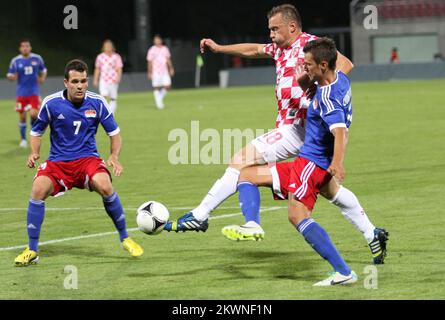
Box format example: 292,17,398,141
238,182,260,224
297,218,351,276
19,122,26,140
103,192,129,241
27,199,45,252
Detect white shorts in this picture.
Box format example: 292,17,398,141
152,73,171,88
99,82,119,99
251,124,305,164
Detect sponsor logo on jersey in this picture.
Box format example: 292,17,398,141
85,109,97,118
57,114,65,120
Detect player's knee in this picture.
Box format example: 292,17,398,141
95,182,114,197
31,185,50,200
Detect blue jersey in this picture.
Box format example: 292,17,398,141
299,71,352,170
7,53,46,97
30,91,120,162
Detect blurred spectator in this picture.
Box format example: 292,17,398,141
232,56,243,68
390,47,400,64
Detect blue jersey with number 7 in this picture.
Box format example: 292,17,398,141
31,90,120,161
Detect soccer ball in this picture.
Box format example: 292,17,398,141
136,201,170,235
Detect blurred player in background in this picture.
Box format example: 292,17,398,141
93,39,123,113
7,39,47,148
165,4,388,264
14,59,143,266
147,34,175,109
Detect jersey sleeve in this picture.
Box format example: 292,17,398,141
38,56,47,74
320,95,347,132
262,43,276,57
7,59,17,76
146,48,153,62
30,103,51,136
99,100,120,136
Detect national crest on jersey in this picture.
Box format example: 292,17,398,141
263,32,318,128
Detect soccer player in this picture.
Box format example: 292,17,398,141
165,4,388,264
146,34,175,109
7,39,47,148
288,37,359,285
93,39,123,113
14,59,143,266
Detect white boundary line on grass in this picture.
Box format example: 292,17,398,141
0,206,284,252
0,206,250,213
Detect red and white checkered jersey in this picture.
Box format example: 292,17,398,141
263,32,318,128
95,53,123,85
147,45,171,76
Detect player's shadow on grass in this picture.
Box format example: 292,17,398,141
2,143,29,158
41,244,137,262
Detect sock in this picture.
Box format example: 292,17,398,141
27,199,45,252
192,167,240,221
238,182,260,224
160,88,167,99
19,122,26,140
103,192,129,241
153,90,163,108
297,218,351,276
109,99,117,113
330,186,376,243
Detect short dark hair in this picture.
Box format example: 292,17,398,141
303,37,338,70
64,59,88,79
267,4,302,29
19,38,30,46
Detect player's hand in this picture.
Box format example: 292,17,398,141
107,155,123,177
28,153,40,168
200,38,219,54
305,83,317,100
169,69,175,77
327,162,345,184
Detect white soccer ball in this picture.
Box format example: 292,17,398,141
136,201,170,235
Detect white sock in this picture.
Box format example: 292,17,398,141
109,99,117,113
192,167,240,221
153,90,163,109
330,186,376,243
160,88,167,99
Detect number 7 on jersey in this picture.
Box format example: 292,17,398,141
73,121,81,135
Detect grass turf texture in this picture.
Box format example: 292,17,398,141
0,80,444,299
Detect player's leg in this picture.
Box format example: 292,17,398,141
320,179,389,264
152,74,164,109
221,165,273,241
29,96,40,127
14,176,54,266
288,194,357,286
164,143,264,232
18,109,27,147
158,74,171,107
90,172,143,257
108,84,118,113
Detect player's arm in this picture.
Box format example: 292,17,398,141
7,60,17,81
167,58,175,77
200,38,269,59
93,67,100,87
147,61,152,80
116,67,123,84
107,134,123,177
38,70,47,85
336,51,354,75
28,136,42,168
328,127,348,183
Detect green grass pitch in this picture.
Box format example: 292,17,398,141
0,80,444,299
